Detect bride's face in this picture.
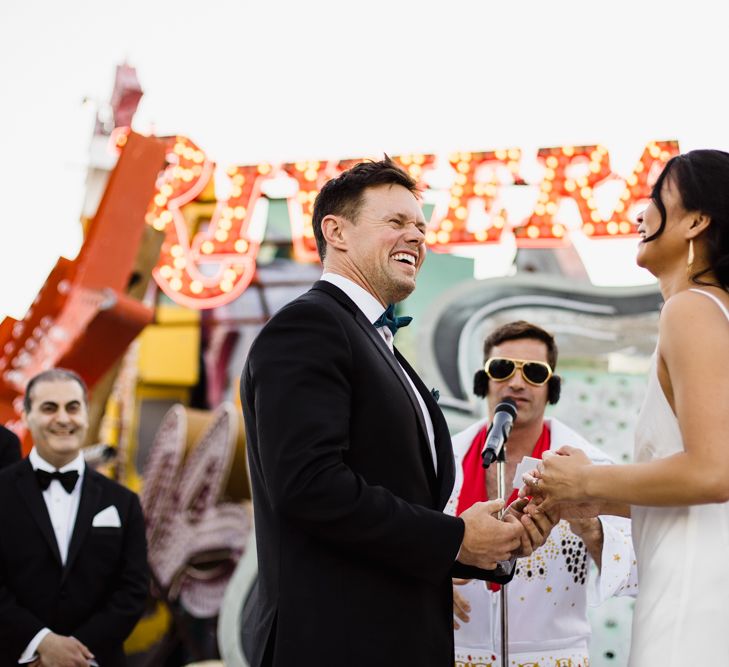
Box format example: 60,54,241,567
635,176,691,276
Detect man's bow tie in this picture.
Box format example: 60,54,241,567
373,304,413,336
35,468,79,494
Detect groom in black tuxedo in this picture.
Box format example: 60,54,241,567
0,369,148,666
241,158,530,666
0,424,21,469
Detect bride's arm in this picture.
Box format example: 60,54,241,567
582,291,729,507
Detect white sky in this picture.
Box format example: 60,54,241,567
1,0,728,319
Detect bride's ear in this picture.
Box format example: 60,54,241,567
687,213,711,239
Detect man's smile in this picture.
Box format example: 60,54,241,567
391,251,417,266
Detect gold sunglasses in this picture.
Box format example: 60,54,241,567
484,357,553,386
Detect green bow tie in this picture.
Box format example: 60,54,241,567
373,304,412,336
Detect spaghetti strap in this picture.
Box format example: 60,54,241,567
688,288,729,323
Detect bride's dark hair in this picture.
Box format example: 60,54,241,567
644,149,729,289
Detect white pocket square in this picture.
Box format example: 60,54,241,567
92,505,121,528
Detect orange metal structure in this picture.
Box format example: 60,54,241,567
0,132,166,450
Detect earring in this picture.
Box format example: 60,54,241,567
687,238,695,273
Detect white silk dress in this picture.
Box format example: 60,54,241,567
629,289,729,666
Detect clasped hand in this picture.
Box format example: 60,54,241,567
454,496,559,629
519,446,601,519
458,496,558,570
33,632,95,667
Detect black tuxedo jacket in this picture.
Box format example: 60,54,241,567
0,459,149,666
0,425,21,470
241,281,503,667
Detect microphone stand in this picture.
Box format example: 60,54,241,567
498,444,510,667
488,442,509,667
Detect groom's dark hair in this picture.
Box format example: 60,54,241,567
312,156,419,262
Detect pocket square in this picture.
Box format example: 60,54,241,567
92,505,121,528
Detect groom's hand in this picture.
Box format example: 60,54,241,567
457,499,524,569
504,497,558,557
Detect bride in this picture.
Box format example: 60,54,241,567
523,149,729,666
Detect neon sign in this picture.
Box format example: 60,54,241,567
127,132,678,309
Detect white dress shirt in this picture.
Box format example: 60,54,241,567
19,448,86,664
321,272,437,470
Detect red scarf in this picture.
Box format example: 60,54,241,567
455,422,552,516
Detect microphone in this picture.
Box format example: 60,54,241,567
481,398,518,468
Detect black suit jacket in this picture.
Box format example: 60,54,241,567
241,281,504,667
0,459,149,666
0,426,21,470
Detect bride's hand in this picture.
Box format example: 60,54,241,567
522,446,594,515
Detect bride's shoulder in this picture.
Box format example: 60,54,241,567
660,288,729,345
662,288,729,319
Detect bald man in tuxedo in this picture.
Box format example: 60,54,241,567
0,369,148,666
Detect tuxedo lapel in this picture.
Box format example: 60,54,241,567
312,281,440,491
313,281,433,453
356,311,433,445
62,466,101,582
15,460,63,566
396,351,456,508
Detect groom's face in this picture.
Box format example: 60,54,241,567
341,184,427,305
24,379,89,468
